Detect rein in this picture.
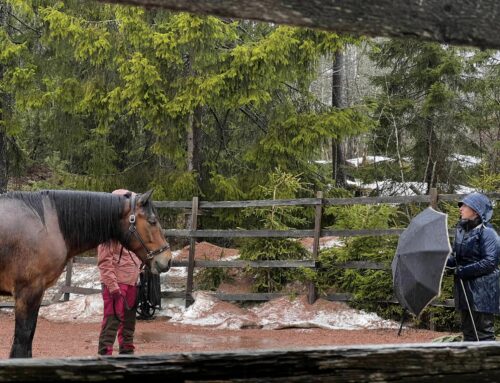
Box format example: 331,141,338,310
126,193,170,263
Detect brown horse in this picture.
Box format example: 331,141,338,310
0,189,172,358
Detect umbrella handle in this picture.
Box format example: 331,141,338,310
459,278,479,342
397,310,406,336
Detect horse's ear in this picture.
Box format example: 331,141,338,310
138,189,154,206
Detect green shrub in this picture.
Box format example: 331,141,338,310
240,237,310,292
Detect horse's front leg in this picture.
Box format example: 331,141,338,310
10,287,44,358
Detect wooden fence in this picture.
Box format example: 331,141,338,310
2,342,500,382
56,190,499,310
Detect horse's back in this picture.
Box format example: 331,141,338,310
0,195,68,294
0,196,47,241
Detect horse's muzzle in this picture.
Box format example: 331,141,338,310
153,257,171,273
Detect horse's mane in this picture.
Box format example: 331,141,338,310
2,190,126,248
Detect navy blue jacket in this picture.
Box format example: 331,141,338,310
447,223,499,314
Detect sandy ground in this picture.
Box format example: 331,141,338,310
0,310,446,359
0,240,452,359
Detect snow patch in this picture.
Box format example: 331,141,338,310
39,294,103,323
27,248,397,331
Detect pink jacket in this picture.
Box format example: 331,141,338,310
97,241,141,293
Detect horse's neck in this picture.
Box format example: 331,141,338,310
54,199,124,256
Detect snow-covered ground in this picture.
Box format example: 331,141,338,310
317,153,482,169
32,245,398,331
316,153,481,197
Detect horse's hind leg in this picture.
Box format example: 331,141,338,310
10,287,44,358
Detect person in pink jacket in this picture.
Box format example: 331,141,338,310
97,189,142,355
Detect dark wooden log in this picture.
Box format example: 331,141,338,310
98,0,500,50
2,342,500,381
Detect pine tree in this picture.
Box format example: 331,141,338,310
2,1,370,200
369,39,467,193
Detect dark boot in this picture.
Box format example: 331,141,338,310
118,306,137,355
461,310,496,341
119,344,135,355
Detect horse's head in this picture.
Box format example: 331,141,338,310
119,189,172,274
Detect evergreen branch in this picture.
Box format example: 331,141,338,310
7,9,41,36
6,22,23,35
239,106,267,133
99,155,155,176
5,24,25,44
81,19,118,26
282,82,302,94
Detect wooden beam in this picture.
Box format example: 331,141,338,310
155,193,499,210
185,196,199,307
1,342,500,381
163,228,406,238
99,0,500,49
0,301,51,308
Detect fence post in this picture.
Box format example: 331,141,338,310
428,187,439,331
308,191,323,304
63,259,73,302
185,196,199,308
429,188,438,209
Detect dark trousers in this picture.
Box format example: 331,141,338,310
461,310,495,341
98,284,138,355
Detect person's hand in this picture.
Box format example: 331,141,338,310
445,266,456,276
455,266,466,279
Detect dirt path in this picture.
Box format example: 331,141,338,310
0,311,448,359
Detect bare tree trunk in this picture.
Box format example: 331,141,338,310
184,52,203,231
0,103,6,193
331,51,346,188
184,50,203,179
187,107,203,175
0,3,8,193
423,119,437,194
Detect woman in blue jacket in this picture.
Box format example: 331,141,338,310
447,192,499,341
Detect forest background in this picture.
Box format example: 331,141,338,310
0,0,499,332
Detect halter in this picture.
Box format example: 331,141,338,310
127,193,170,262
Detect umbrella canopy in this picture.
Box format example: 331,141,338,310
392,207,452,317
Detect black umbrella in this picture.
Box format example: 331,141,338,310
392,207,451,318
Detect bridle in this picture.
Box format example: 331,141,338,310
127,193,171,263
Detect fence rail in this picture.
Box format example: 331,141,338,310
57,191,499,311
2,342,500,381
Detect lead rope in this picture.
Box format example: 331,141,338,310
117,242,160,321
136,268,162,320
